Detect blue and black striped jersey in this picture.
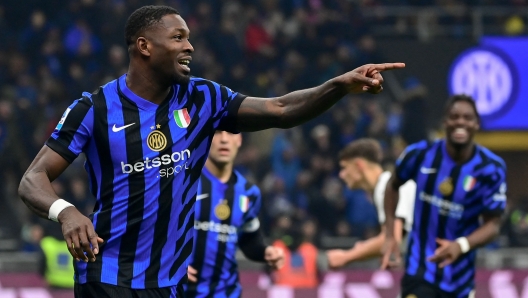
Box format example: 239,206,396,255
396,139,507,297
46,74,246,289
187,167,261,298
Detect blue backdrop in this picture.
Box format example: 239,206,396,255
448,37,528,131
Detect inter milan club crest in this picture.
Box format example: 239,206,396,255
439,177,453,196
147,127,167,152
215,200,230,220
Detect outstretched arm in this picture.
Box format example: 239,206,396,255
236,63,405,132
327,220,404,269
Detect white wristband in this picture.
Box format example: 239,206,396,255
456,237,471,254
48,199,74,222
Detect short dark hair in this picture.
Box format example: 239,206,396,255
444,94,480,122
338,138,382,164
125,5,180,45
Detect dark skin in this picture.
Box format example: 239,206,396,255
19,13,405,262
381,100,502,269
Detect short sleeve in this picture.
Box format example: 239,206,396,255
482,163,507,215
375,197,385,226
45,96,93,163
194,80,246,133
373,172,391,225
396,180,417,232
241,185,262,233
395,140,428,183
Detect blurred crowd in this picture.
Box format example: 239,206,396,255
0,0,526,253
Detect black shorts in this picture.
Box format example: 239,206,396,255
401,274,474,298
74,282,184,298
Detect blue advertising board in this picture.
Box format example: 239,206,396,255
448,37,528,130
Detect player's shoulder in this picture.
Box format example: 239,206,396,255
404,139,435,154
233,170,261,197
376,171,392,190
189,76,218,89
474,145,506,182
373,171,392,202
189,77,236,94
476,144,506,169
80,78,119,105
398,139,434,163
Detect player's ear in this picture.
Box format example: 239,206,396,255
235,134,242,148
355,158,365,171
137,37,151,57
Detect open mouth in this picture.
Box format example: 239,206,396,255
178,59,191,72
452,127,468,139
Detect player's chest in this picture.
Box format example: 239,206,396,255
195,189,250,227
102,100,212,159
417,163,486,209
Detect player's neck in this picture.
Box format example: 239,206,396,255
364,165,384,192
205,159,233,183
446,141,475,164
126,65,172,105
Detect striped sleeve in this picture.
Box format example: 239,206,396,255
482,162,507,215
395,140,429,182
241,185,262,233
45,96,93,163
211,82,246,133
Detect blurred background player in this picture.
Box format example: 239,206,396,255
326,138,416,268
186,130,284,297
383,95,507,298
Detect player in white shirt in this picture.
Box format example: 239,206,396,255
327,138,416,268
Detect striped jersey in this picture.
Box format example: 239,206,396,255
396,139,507,297
187,167,262,298
46,74,246,289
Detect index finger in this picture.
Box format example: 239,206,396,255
373,62,406,71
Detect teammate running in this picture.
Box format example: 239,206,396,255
326,138,416,268
18,5,404,298
382,95,507,298
186,130,283,297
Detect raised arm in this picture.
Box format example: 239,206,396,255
236,63,405,132
19,145,102,263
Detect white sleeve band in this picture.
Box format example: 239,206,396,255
48,199,74,222
456,237,471,254
241,217,260,233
